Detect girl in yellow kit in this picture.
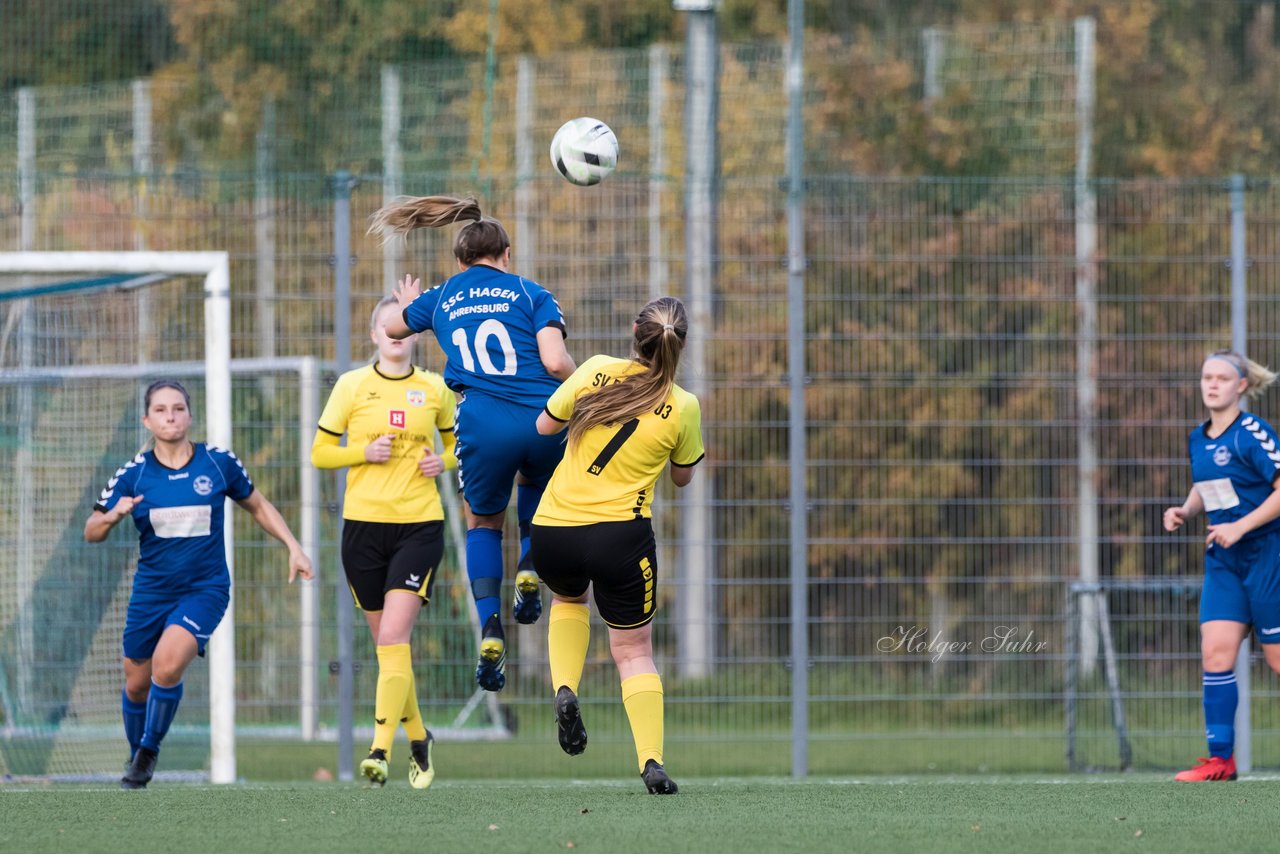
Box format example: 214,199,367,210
531,296,705,795
311,296,457,789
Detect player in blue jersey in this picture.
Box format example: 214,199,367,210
1163,349,1280,782
85,380,313,789
370,194,575,691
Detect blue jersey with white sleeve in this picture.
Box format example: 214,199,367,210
1189,412,1280,540
402,264,566,408
94,443,255,596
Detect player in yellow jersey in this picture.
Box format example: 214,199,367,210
311,296,457,789
531,296,704,794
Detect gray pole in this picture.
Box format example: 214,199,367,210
649,44,669,302
922,27,946,107
785,0,809,779
1230,172,1252,773
15,87,35,717
1073,16,1100,677
676,0,718,679
381,66,402,292
515,55,537,282
132,80,153,360
255,100,278,377
333,171,356,780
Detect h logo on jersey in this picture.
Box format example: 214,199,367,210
1214,446,1232,466
389,410,406,429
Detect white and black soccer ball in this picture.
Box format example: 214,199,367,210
549,117,619,186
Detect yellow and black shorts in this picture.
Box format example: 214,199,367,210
530,518,658,629
340,519,443,611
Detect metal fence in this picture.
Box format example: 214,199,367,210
5,33,1280,777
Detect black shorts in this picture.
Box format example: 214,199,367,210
341,519,443,611
530,518,658,629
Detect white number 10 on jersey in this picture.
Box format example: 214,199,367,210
451,319,518,376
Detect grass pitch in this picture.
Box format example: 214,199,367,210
4,775,1280,854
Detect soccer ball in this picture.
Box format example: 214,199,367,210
549,117,619,186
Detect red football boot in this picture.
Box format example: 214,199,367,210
1174,755,1237,782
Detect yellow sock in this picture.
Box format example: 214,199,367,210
548,602,591,694
621,672,664,772
400,662,427,743
372,643,412,755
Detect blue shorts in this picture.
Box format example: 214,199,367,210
122,586,230,660
1201,529,1280,642
454,392,566,516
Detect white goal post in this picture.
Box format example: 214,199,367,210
0,252,239,782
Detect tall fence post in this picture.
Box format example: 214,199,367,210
515,56,536,282
299,356,320,741
676,0,718,681
381,65,402,292
1230,172,1252,774
1074,15,1100,678
255,99,278,371
648,43,669,302
332,171,356,781
15,87,36,719
785,0,809,779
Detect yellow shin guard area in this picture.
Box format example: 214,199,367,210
372,643,413,754
548,602,591,694
621,672,665,772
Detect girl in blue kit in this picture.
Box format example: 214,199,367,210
1163,349,1280,782
85,380,313,788
370,194,575,691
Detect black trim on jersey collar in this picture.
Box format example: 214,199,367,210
671,453,706,469
317,424,342,437
1202,410,1246,441
373,363,416,381
151,442,197,471
543,406,568,423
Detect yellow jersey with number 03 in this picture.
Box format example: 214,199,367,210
316,363,456,523
534,354,705,526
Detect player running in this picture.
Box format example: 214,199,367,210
1163,349,1280,782
85,380,312,789
311,297,456,788
531,296,704,794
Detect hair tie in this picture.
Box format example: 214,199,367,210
662,324,674,332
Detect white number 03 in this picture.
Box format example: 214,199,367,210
451,319,518,376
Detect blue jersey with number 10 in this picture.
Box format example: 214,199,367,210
403,264,566,408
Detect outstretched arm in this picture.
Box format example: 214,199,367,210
236,490,314,583
386,274,421,340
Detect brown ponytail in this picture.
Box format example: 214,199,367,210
567,297,689,448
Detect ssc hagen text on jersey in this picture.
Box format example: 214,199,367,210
317,364,456,524
403,265,566,408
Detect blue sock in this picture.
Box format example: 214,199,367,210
466,527,504,626
517,484,540,566
122,689,146,758
140,680,184,754
1203,670,1237,759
